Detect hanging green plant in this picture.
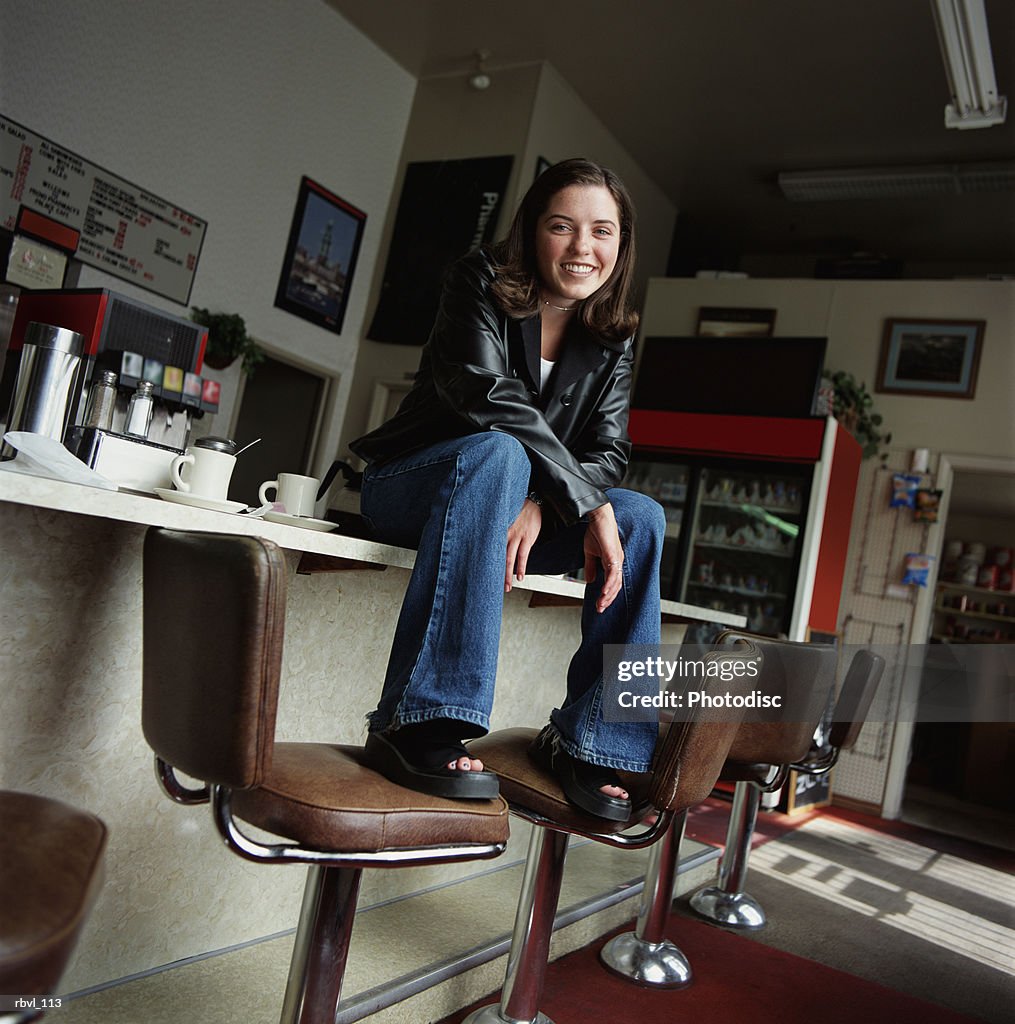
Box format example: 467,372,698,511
190,307,265,376
822,369,892,461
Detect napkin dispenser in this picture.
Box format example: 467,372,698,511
69,426,183,494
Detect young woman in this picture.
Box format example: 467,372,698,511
351,158,665,821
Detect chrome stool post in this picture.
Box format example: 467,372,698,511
689,780,766,928
599,810,692,987
463,827,569,1024
280,865,362,1024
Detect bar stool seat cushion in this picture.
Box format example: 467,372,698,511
0,791,107,996
718,760,782,785
229,743,508,852
467,729,653,835
724,720,820,767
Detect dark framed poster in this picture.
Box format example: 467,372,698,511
368,155,513,345
274,176,366,335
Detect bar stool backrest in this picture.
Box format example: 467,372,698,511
649,644,763,812
141,529,286,791
713,630,839,767
828,649,886,751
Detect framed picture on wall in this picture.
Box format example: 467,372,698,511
274,176,366,335
876,318,984,399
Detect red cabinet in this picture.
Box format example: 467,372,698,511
626,411,861,641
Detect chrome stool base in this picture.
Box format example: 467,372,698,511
599,931,692,988
461,1005,555,1024
689,886,766,929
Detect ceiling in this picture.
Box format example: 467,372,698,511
328,0,1015,273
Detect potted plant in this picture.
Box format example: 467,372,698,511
822,369,891,461
190,307,265,376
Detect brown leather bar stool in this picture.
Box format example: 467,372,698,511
599,631,841,985
688,635,885,929
141,528,509,1024
0,790,107,1022
458,643,759,1024
599,634,887,988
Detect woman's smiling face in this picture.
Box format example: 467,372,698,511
535,184,621,308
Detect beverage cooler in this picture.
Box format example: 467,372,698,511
625,410,862,643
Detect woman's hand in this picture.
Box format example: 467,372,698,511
584,502,624,613
505,498,543,592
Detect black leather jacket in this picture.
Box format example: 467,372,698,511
350,250,634,525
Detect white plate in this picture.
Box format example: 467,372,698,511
154,487,248,515
262,511,339,532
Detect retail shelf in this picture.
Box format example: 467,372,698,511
692,540,794,559
687,580,788,600
936,580,1014,598
933,603,1015,624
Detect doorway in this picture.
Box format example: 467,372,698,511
899,457,1015,851
229,354,328,507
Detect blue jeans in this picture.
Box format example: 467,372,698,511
360,432,665,773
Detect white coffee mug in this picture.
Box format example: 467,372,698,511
171,447,236,500
259,473,320,517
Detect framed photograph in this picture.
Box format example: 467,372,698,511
877,319,984,399
275,176,366,335
697,306,776,337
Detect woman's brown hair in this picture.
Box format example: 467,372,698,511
489,158,638,343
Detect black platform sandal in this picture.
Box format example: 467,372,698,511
529,726,632,822
364,722,499,800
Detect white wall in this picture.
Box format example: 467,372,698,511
525,63,676,308
337,60,679,455
640,276,1015,456
336,64,543,456
1,0,416,471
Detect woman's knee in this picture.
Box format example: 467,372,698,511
458,431,529,470
455,432,530,491
608,488,667,543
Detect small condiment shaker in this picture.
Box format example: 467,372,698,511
82,370,119,432
124,380,155,439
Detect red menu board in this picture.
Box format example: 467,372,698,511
1,114,206,305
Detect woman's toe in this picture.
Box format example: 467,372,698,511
445,754,485,772
600,783,629,799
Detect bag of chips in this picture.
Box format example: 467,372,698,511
902,552,935,587
890,473,921,508
914,489,943,522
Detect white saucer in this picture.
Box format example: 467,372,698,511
262,511,339,532
154,487,248,514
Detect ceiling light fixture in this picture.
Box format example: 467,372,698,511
931,0,1007,129
777,160,1015,201
468,49,491,91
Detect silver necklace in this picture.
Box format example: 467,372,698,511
543,299,577,312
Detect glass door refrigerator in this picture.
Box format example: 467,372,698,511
625,411,862,643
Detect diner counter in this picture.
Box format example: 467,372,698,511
0,467,741,995
0,469,744,625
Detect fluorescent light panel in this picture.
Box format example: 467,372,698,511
931,0,1007,129
778,161,1015,201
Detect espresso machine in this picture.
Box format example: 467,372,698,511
0,288,217,491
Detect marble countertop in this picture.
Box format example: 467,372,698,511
0,467,744,626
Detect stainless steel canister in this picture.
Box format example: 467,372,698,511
3,321,85,445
